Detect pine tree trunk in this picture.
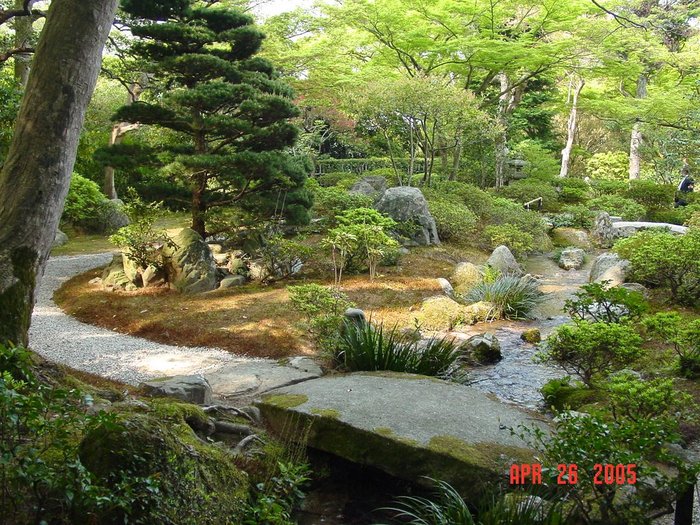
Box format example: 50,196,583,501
629,74,647,180
559,77,584,178
0,0,119,347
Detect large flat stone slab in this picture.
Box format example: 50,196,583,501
611,221,688,236
256,373,547,498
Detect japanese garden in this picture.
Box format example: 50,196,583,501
1,0,700,523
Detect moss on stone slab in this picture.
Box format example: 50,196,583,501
310,408,340,419
261,393,308,409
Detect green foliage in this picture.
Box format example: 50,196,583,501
244,461,311,525
519,411,689,525
427,198,478,242
512,140,560,181
626,180,676,211
642,313,700,378
540,377,599,411
465,276,544,320
315,171,359,188
586,151,629,181
564,282,648,323
536,322,644,387
606,371,692,423
0,73,21,161
0,345,133,525
287,284,355,353
499,179,559,211
385,478,568,525
432,180,495,217
311,185,373,225
256,233,313,282
109,190,176,273
337,321,462,379
588,195,646,220
556,204,595,229
62,173,106,229
687,211,700,229
483,224,534,258
589,179,629,197
614,229,700,305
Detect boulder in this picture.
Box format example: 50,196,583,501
463,301,499,323
551,228,591,250
463,333,502,364
101,254,137,291
141,265,165,288
376,187,439,246
213,253,229,265
95,199,130,234
121,253,140,283
558,247,585,271
219,275,246,289
621,283,648,297
591,212,616,248
162,228,218,293
140,375,213,405
344,308,367,328
436,277,454,297
450,262,483,296
208,244,224,254
415,296,471,331
611,221,688,237
228,256,248,276
257,374,546,499
53,229,68,247
486,246,522,276
589,253,629,287
350,176,387,200
520,328,541,344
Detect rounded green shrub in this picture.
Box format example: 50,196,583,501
311,186,373,225
432,180,495,217
588,195,646,220
316,171,359,188
586,151,629,181
427,198,478,242
590,179,628,197
626,180,675,212
483,224,534,257
499,179,559,211
62,173,106,229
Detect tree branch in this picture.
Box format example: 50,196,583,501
0,46,34,63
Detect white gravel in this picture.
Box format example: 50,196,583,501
29,253,270,385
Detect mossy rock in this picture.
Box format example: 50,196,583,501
78,407,248,524
415,295,472,331
541,378,601,411
450,262,483,296
520,328,541,344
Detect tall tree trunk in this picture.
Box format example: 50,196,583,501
495,72,511,188
629,74,647,180
104,75,147,199
450,137,462,181
191,111,208,237
0,0,119,347
559,76,584,178
12,0,33,87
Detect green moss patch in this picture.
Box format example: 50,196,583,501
310,408,340,419
261,393,309,409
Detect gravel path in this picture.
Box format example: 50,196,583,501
29,253,273,385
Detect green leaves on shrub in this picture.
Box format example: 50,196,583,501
337,321,462,379
564,282,647,324
465,275,543,320
614,229,700,305
588,195,646,221
586,151,629,181
536,322,644,387
499,179,559,211
626,180,675,211
256,234,313,282
606,371,692,423
483,224,534,258
310,185,373,225
642,312,700,378
427,198,478,242
62,173,105,229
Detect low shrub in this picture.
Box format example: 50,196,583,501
315,171,359,188
614,229,700,305
499,179,559,211
564,282,648,324
589,179,629,197
311,186,373,225
256,234,313,282
337,321,462,379
589,195,646,221
427,198,478,242
432,180,495,217
485,202,551,252
540,376,600,411
62,173,105,230
559,204,595,229
642,312,700,379
557,178,590,204
483,224,534,258
465,275,544,320
626,180,675,212
586,151,629,181
606,371,692,423
536,321,644,387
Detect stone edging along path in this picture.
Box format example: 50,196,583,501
29,253,321,399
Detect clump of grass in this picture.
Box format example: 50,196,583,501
337,321,462,379
381,478,568,525
465,276,544,320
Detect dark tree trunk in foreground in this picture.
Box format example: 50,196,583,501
0,0,119,347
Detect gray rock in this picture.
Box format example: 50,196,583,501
121,253,140,283
140,375,213,405
376,187,439,246
219,275,247,289
486,245,522,276
621,283,648,297
256,373,546,499
589,253,629,287
208,244,224,254
611,221,688,237
463,333,502,364
551,227,591,249
436,277,454,297
558,247,585,270
344,308,367,328
53,229,68,247
95,199,130,234
228,257,248,276
287,356,323,377
141,265,165,287
206,361,323,399
101,254,137,291
350,176,387,200
213,253,229,265
162,228,218,293
591,212,615,248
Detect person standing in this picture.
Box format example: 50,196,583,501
676,158,695,207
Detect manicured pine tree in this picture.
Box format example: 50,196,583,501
107,0,311,236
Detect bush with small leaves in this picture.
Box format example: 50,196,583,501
642,312,700,378
311,185,373,225
499,179,559,211
427,198,478,242
589,195,646,221
256,234,313,282
586,151,629,181
614,229,700,305
315,171,359,188
590,179,629,197
626,180,675,212
536,321,644,387
564,282,648,324
483,224,534,258
559,204,596,229
61,173,106,230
